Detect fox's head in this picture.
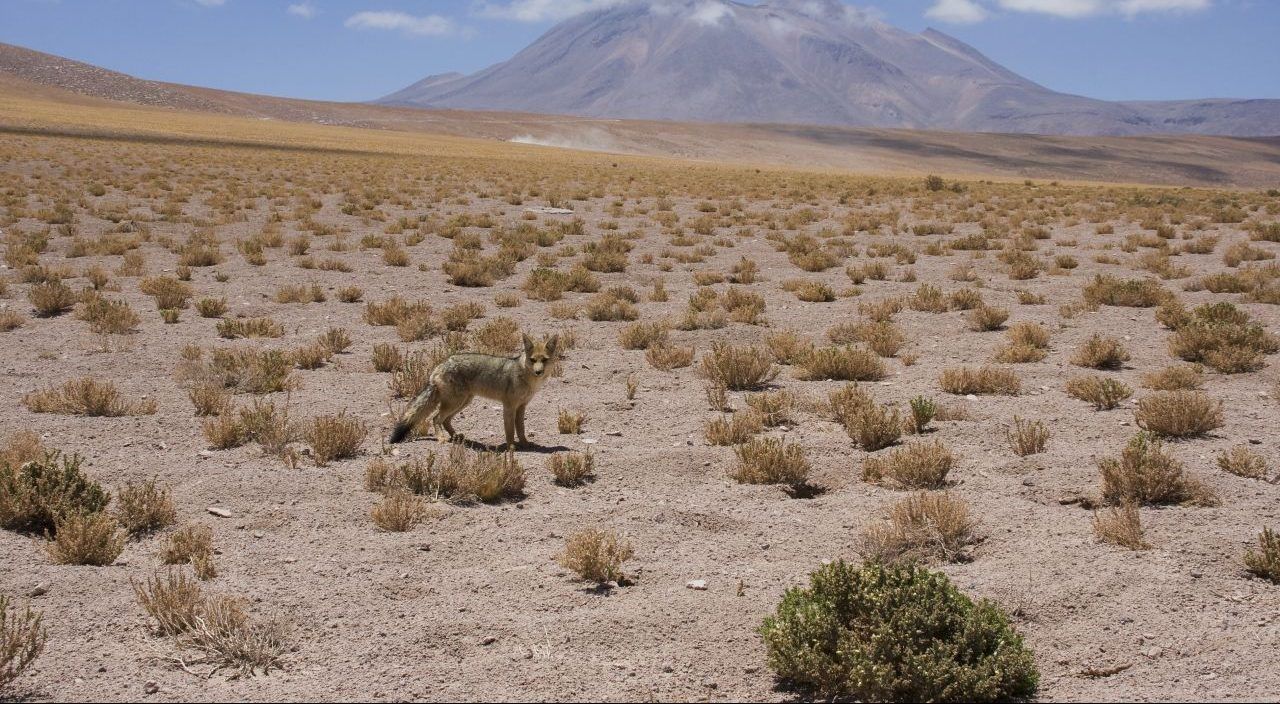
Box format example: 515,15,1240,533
522,333,561,378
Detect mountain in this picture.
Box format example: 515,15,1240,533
381,0,1280,137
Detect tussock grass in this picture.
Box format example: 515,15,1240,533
701,343,777,390
860,492,978,564
1134,390,1223,437
23,377,156,416
0,594,46,690
1093,502,1149,550
1071,333,1131,369
548,452,594,487
730,437,810,486
114,479,177,537
1065,374,1132,410
558,528,633,584
1099,433,1217,506
939,366,1020,395
862,440,954,490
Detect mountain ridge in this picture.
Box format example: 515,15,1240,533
380,0,1280,137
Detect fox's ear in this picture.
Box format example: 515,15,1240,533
522,333,534,355
546,333,560,355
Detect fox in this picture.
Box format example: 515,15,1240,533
387,333,561,449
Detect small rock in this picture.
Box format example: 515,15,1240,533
581,438,598,445
28,584,47,597
1248,438,1262,445
965,394,977,401
144,681,159,695
206,507,232,518
686,579,708,590
252,531,264,539
606,431,622,437
1190,570,1203,579
482,636,498,646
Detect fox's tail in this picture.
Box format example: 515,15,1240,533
388,383,439,444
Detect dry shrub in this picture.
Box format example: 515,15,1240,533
274,283,325,304
1065,375,1132,410
217,317,284,339
319,327,352,355
198,348,295,395
1099,433,1217,506
745,389,795,427
0,309,24,332
46,512,126,566
1093,503,1149,550
337,286,363,303
765,330,814,364
907,284,947,313
645,342,694,370
860,492,978,563
0,431,43,469
967,306,1009,332
558,528,633,584
1134,390,1223,437
705,411,764,446
1082,274,1168,307
473,317,521,355
557,408,587,434
291,342,332,371
302,412,367,465
371,343,403,373
140,276,191,310
371,491,426,532
1167,302,1277,373
1007,417,1049,456
77,293,139,334
730,437,810,486
364,296,430,327
796,346,885,382
584,288,639,322
133,571,286,674
939,366,1020,395
1071,334,1131,369
195,297,227,318
0,594,46,690
114,479,177,537
202,414,246,450
948,287,983,310
701,343,777,390
549,452,594,487
23,377,156,416
167,527,217,580
1245,528,1280,583
839,399,902,451
618,321,670,350
1217,446,1271,481
862,440,953,490
1142,364,1203,390
793,281,835,302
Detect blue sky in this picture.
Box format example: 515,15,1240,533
2,1,1276,103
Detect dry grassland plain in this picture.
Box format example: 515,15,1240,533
1,90,1279,701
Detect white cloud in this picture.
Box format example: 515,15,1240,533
926,0,989,24
477,0,626,23
287,2,317,19
194,0,226,6
996,0,1211,18
345,11,458,36
926,0,1212,22
690,1,731,26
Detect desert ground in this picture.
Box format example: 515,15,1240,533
1,87,1279,703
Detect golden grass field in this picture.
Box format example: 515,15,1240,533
1,83,1279,701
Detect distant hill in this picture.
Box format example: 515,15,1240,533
382,0,1280,137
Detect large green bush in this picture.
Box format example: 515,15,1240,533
0,451,109,534
760,560,1038,702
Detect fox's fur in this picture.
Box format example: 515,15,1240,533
388,333,561,449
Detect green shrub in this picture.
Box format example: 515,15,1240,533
760,560,1038,702
0,452,109,534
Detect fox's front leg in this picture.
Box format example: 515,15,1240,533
502,404,517,450
515,403,530,445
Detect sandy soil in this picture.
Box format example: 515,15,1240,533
1,132,1278,702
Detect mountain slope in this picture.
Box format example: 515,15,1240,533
382,0,1280,137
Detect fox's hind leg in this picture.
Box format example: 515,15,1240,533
435,393,473,443
388,383,439,444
